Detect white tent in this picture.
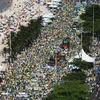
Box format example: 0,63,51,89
68,49,96,63
81,49,95,62
43,18,52,22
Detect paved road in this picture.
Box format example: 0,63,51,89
90,88,100,100
90,73,100,100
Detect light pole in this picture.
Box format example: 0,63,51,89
99,0,100,5
93,4,94,42
81,30,82,50
87,0,89,6
37,0,40,17
9,32,11,64
55,51,58,83
80,21,83,50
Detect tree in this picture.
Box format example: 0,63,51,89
82,34,92,53
63,71,86,82
6,17,43,59
42,62,90,100
70,58,91,70
78,33,92,53
43,80,89,100
80,4,100,39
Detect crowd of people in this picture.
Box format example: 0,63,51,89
0,0,100,100
0,0,81,99
0,1,42,45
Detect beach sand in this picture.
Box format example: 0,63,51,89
0,0,51,69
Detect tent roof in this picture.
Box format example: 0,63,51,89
81,49,95,62
68,49,96,63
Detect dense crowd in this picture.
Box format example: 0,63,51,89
0,0,100,100
0,1,39,45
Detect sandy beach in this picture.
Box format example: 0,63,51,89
0,0,51,68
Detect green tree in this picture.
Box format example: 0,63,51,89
6,17,43,59
43,80,89,100
70,58,90,70
80,4,100,39
82,35,92,53
63,71,86,82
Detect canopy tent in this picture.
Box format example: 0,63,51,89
68,49,96,63
42,13,55,19
43,18,52,23
81,49,95,62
